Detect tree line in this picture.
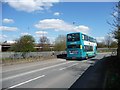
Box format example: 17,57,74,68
9,34,66,52
97,34,117,48
9,32,118,52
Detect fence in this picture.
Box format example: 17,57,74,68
1,48,117,59
1,51,66,59
0,51,67,64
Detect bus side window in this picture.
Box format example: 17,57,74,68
84,46,85,51
84,35,87,41
84,45,87,52
86,36,89,41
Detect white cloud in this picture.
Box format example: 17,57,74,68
47,36,55,44
35,19,90,34
3,0,59,13
0,26,18,31
6,40,16,44
0,34,8,39
0,35,8,43
74,25,89,33
96,35,117,43
54,12,60,16
3,18,14,24
35,31,48,35
95,37,105,42
21,32,31,36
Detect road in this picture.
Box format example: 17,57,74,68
1,53,111,89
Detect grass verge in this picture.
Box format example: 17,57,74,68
2,56,56,66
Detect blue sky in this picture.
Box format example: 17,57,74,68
0,1,117,43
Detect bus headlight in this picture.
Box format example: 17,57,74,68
80,45,82,49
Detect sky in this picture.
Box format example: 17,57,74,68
0,0,118,44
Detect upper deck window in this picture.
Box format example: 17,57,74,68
67,33,80,42
82,34,96,43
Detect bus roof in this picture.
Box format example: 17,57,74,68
67,32,96,40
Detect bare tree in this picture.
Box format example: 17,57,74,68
39,36,50,51
97,42,106,48
107,1,120,59
105,34,113,48
110,41,118,48
40,36,49,44
54,35,66,51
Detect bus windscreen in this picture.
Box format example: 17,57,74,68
67,33,80,42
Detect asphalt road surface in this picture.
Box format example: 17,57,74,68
1,53,111,89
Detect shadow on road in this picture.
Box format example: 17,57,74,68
69,57,109,89
89,59,98,61
57,54,97,62
57,54,67,59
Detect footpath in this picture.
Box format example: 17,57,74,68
69,57,108,89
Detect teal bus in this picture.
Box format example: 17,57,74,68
66,32,97,60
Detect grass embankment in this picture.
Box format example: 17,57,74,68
98,50,116,53
2,56,56,65
105,56,120,88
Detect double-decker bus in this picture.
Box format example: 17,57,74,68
66,32,97,60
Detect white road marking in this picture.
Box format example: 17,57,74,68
8,75,45,89
79,66,90,75
2,61,72,81
81,60,88,62
2,59,62,73
59,63,78,70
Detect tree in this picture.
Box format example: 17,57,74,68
105,34,113,48
39,36,50,44
97,42,106,48
10,35,36,52
110,41,118,48
108,1,120,59
39,36,50,51
54,35,66,51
